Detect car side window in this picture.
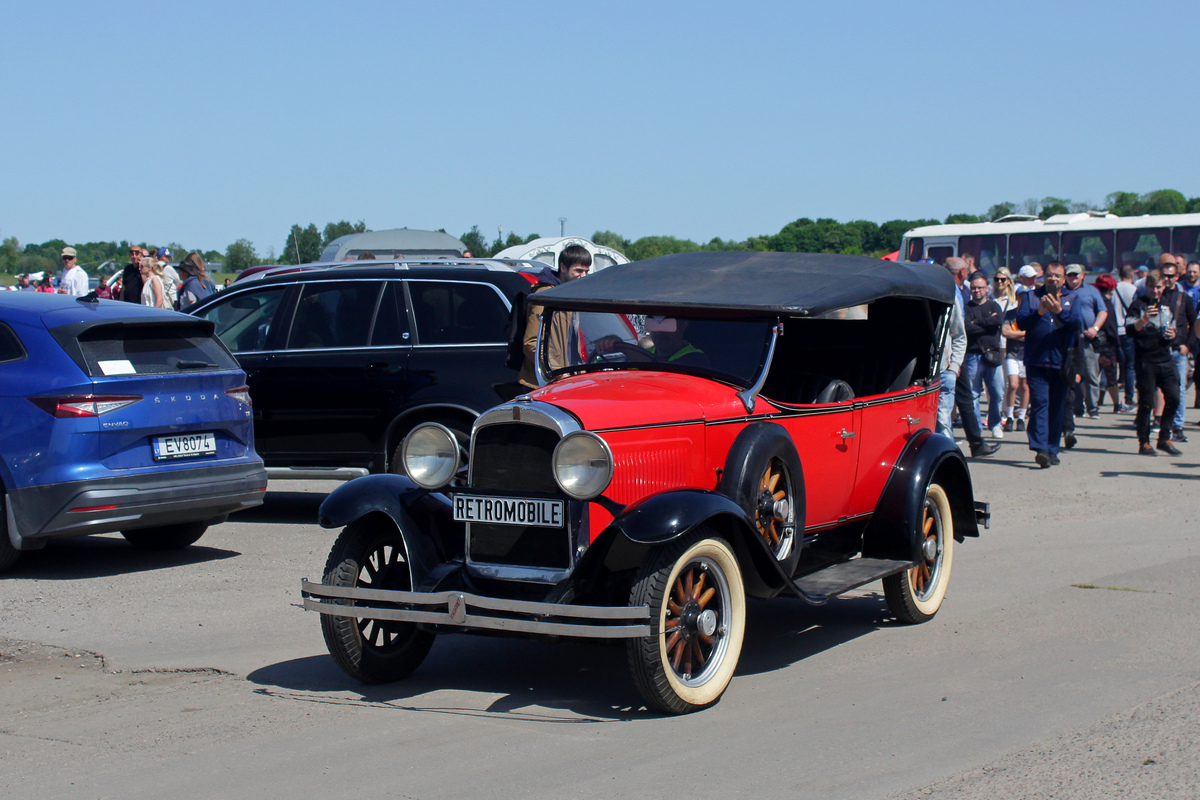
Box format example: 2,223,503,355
287,282,382,350
371,281,411,346
0,323,27,363
407,280,510,345
194,287,287,353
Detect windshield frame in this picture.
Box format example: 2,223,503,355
537,308,778,390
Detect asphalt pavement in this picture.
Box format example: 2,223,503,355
2,408,1199,799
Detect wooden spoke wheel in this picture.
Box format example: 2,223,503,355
320,519,435,684
721,423,804,576
753,457,795,561
884,482,955,624
628,529,746,714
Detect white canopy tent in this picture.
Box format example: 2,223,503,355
492,237,630,272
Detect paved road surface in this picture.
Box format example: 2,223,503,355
3,411,1198,799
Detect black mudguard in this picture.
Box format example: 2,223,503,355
318,474,461,590
592,488,795,599
861,429,980,563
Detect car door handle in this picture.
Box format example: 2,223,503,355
901,415,921,425
366,362,400,376
839,428,856,440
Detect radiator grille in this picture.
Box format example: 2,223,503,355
468,423,568,569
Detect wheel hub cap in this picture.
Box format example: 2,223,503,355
922,537,938,561
773,497,790,520
697,609,718,637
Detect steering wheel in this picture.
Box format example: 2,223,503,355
588,340,657,363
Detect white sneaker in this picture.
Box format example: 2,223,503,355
991,424,1004,439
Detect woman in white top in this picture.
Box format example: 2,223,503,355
993,267,1028,431
139,257,166,309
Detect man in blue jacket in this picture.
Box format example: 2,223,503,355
1016,261,1082,467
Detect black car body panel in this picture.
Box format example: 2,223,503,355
188,263,532,473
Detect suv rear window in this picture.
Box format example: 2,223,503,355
73,324,240,376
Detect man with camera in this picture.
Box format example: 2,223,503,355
1127,270,1183,456
1015,261,1082,468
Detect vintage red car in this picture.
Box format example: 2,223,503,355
302,251,988,714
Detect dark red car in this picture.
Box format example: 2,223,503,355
302,252,988,714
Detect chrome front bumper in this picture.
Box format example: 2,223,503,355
301,580,651,639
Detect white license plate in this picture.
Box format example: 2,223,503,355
152,432,217,460
453,495,564,528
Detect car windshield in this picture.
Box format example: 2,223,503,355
541,310,774,387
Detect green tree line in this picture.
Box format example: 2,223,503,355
6,188,1199,277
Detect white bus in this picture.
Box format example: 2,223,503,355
901,212,1200,276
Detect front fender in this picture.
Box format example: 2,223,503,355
602,489,790,599
318,474,461,589
609,489,755,545
862,429,979,562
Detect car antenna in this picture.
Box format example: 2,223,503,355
76,291,100,304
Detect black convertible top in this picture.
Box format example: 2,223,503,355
534,251,955,317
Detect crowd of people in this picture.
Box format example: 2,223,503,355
13,245,220,310
937,252,1200,465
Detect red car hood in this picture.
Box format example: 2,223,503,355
530,371,743,430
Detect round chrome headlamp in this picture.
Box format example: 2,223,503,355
552,431,613,500
401,423,461,489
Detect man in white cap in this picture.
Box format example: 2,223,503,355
1016,265,1038,294
57,247,89,297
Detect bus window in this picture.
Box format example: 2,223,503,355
958,235,1006,278
927,246,954,265
1172,226,1200,262
1116,228,1168,270
906,238,924,261
1008,233,1059,269
1062,230,1114,274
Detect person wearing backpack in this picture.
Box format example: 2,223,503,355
516,245,592,390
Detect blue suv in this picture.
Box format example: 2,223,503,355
0,293,268,572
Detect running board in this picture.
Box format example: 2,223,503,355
266,467,369,482
792,557,914,606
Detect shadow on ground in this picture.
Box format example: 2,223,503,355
230,491,327,525
247,591,891,721
3,535,239,580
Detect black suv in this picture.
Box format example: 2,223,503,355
188,261,533,477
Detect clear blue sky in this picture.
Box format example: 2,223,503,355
3,0,1197,257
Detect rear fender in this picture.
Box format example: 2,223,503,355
318,474,461,588
861,429,979,562
597,489,793,599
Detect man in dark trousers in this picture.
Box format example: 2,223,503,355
1156,260,1195,442
1016,261,1081,468
1127,270,1183,456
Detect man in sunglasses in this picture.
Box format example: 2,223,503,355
1016,261,1081,467
120,245,145,303
57,247,89,297
1157,260,1195,441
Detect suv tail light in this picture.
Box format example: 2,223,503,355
28,394,142,418
226,385,252,406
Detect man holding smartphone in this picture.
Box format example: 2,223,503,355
1127,270,1183,456
1015,261,1082,467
